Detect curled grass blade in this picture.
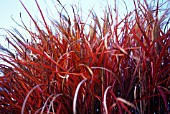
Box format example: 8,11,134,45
73,78,87,114
103,86,112,114
21,84,46,114
47,93,63,114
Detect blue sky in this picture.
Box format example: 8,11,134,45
0,0,141,48
0,0,135,29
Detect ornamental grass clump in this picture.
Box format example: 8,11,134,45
0,0,170,113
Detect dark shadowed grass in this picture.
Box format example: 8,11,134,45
0,0,170,113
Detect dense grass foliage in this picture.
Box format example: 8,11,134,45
0,0,170,113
